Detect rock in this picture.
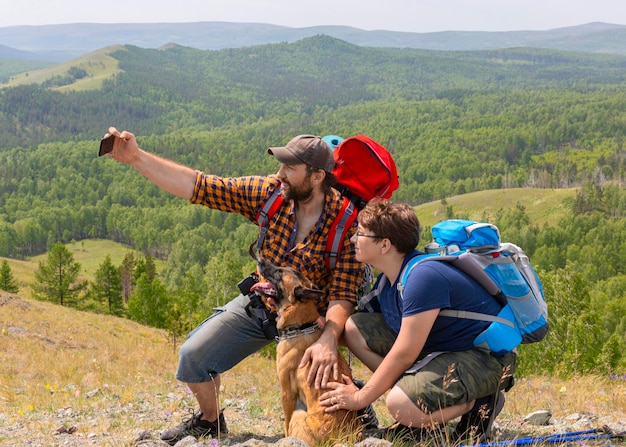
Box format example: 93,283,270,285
136,430,153,441
524,410,552,425
55,425,77,434
355,438,393,447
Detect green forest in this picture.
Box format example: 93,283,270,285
1,36,626,376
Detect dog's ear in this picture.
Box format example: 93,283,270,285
294,285,324,302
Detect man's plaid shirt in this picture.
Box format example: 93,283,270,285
190,172,365,310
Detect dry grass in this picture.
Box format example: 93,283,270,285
506,375,626,421
0,293,177,443
1,291,625,447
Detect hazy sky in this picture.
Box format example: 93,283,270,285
1,0,624,32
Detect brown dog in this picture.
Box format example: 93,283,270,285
252,257,361,446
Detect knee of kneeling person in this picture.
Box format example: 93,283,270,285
386,387,475,427
343,318,365,347
385,387,420,422
386,387,407,410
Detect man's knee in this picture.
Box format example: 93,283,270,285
178,335,202,361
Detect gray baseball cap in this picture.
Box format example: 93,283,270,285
268,134,335,173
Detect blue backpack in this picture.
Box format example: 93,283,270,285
361,219,548,354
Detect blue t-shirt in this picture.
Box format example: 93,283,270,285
378,251,503,353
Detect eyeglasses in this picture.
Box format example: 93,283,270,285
355,232,380,240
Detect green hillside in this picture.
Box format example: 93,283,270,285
2,188,573,293
0,57,53,82
1,45,123,91
415,187,576,230
1,37,624,263
1,239,154,297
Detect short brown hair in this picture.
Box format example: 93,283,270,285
357,199,421,254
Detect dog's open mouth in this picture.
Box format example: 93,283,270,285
250,282,279,309
250,282,276,297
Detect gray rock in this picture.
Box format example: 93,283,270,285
523,410,552,425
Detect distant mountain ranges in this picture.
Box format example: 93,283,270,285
1,21,625,62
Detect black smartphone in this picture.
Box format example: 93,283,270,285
98,134,115,157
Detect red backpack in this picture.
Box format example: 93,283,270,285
256,134,399,270
332,134,400,210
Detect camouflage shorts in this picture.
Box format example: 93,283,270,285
349,311,516,413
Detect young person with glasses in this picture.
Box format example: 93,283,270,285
320,199,516,443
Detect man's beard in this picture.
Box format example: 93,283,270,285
282,176,314,202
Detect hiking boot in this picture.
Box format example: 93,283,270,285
160,410,228,445
453,391,505,442
353,378,379,430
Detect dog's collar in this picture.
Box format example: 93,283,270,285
277,322,320,341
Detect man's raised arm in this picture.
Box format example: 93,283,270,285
106,127,197,200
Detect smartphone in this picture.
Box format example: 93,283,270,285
98,134,115,157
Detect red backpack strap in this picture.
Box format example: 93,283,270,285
325,197,357,270
256,186,356,271
255,186,284,252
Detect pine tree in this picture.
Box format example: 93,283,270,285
92,255,124,316
135,254,156,282
32,242,86,306
0,260,19,293
119,252,137,305
127,273,169,328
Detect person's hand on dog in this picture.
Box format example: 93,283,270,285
300,337,340,389
320,374,361,412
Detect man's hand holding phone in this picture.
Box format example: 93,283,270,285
98,127,141,164
98,134,116,156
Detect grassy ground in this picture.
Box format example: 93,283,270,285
1,292,625,446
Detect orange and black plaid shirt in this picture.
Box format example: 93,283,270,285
190,172,364,309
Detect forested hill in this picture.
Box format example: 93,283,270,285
0,36,625,258
2,36,626,146
2,36,626,203
0,36,626,228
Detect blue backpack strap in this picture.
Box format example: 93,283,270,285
398,253,513,327
438,309,515,328
358,273,385,311
397,254,459,297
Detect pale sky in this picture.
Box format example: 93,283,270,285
1,0,624,32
